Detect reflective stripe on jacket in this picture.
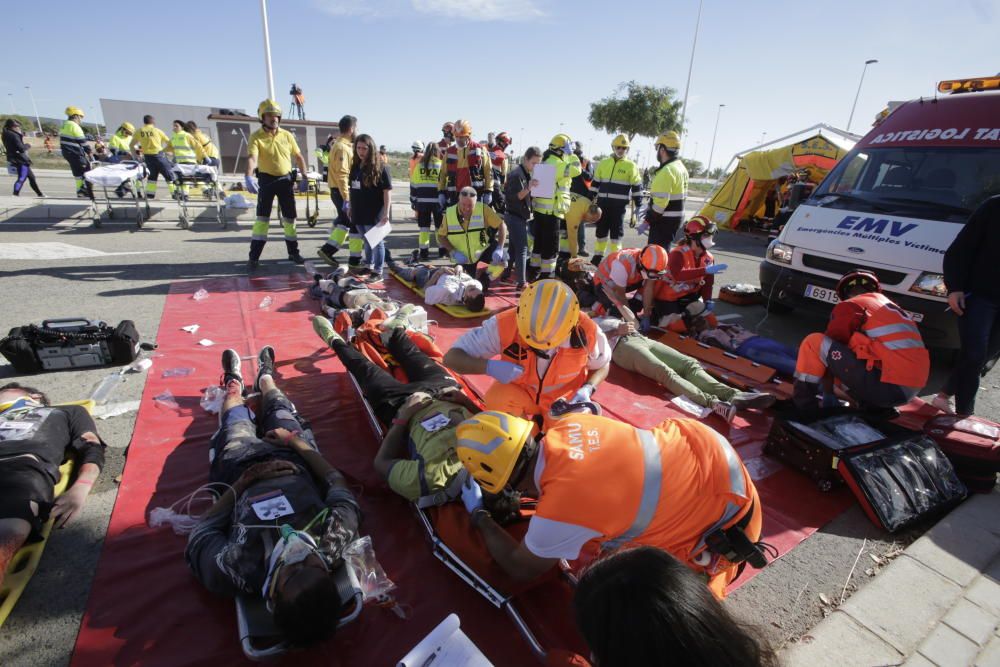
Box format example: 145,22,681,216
496,308,598,405
59,120,88,159
654,244,712,302
592,156,642,206
170,130,198,164
410,158,442,203
649,158,688,216
594,248,643,289
847,292,929,387
444,202,488,259
535,415,758,597
531,153,582,219
439,142,492,195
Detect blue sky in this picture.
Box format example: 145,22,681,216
4,0,997,172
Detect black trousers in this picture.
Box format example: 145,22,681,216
332,328,459,425
595,203,626,240
647,210,682,250
534,212,560,263
257,173,297,220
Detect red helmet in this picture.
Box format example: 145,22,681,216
442,121,455,133
836,270,881,301
639,244,669,274
496,132,511,148
684,215,717,239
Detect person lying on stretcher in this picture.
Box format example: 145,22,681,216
185,347,361,647
388,258,486,312
0,383,106,585
592,286,775,423
311,315,520,518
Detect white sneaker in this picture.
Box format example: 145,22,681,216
930,393,955,414
711,400,737,423
380,303,419,345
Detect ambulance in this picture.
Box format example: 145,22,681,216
760,75,1000,348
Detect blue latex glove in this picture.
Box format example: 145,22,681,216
705,300,715,312
491,248,506,264
486,359,525,384
461,477,484,513
244,175,259,194
451,250,469,265
482,192,493,205
297,178,309,193
705,263,728,275
563,144,573,156
438,193,448,209
639,315,651,333
570,383,595,404
636,220,649,236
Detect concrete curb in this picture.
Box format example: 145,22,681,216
781,489,1000,666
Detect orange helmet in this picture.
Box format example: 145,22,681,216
454,119,472,138
639,244,669,274
684,215,717,240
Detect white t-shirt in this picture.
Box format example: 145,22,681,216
452,315,612,377
523,446,602,559
592,315,625,349
608,259,633,288
424,272,482,306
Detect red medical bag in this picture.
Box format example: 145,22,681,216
923,415,1000,493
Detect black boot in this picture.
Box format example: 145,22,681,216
249,239,266,271
286,240,305,264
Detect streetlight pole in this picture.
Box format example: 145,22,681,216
25,86,43,137
679,0,704,133
847,59,878,133
7,93,15,115
705,103,725,179
760,131,767,146
260,0,276,101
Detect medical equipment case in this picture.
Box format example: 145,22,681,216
0,318,140,373
923,415,1000,493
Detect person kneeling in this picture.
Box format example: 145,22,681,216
455,410,769,599
185,347,361,647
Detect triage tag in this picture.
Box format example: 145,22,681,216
419,412,451,433
249,489,295,521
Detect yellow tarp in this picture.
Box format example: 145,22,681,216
700,134,850,230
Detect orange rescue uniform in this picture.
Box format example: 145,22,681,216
535,414,761,598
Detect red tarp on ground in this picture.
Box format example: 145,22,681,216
71,274,583,667
74,272,900,666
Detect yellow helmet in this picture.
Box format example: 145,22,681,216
549,133,572,151
65,106,85,119
454,119,472,138
119,122,135,134
257,99,282,120
516,279,580,350
456,411,534,494
611,134,630,149
654,130,681,152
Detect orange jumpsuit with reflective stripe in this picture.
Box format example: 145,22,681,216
536,414,760,598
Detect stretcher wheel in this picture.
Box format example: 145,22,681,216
178,214,189,230
92,216,102,228
107,208,115,219
307,214,318,227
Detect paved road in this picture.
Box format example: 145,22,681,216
0,170,994,664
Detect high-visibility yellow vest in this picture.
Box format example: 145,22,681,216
193,129,219,160
170,131,198,164
411,158,442,203
444,202,488,259
649,158,689,218
108,131,132,154
593,156,642,205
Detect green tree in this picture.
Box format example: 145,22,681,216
588,81,683,141
681,157,704,178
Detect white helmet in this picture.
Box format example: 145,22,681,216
411,140,425,152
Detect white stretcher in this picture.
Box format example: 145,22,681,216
170,163,224,229
83,161,151,228
301,170,323,227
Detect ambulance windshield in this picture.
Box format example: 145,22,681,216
813,146,1000,222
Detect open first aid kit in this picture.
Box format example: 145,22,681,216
0,318,141,373
765,412,966,531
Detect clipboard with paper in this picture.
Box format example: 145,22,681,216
364,222,392,247
529,163,556,199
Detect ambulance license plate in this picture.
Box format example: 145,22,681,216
804,284,924,322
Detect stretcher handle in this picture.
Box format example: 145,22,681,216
41,317,95,329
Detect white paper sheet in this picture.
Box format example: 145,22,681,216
529,162,556,199
364,222,392,247
397,614,492,667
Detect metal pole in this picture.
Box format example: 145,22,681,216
847,59,878,133
7,93,15,115
705,103,724,178
260,0,276,101
679,0,703,133
25,86,43,137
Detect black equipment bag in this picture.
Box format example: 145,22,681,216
837,435,966,532
763,410,911,491
0,318,140,373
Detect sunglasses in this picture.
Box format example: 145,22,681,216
460,192,477,198
615,146,628,151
